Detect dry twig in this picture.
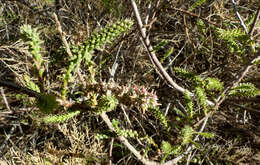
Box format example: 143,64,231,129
53,13,86,88
231,0,248,34
100,112,159,165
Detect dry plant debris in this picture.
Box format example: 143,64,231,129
0,0,260,164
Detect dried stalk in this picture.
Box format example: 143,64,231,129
53,13,86,88
231,0,248,34
130,0,215,107
100,112,159,165
249,7,260,38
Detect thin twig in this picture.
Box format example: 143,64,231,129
0,125,17,155
231,0,248,34
0,79,75,109
129,1,219,163
168,7,222,28
145,0,161,32
194,54,259,128
53,13,73,58
53,13,86,88
0,87,11,111
109,42,123,82
109,138,114,165
100,112,159,165
249,7,260,38
130,0,215,107
225,97,260,102
227,102,260,114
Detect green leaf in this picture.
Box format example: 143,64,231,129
229,83,260,97
95,133,110,140
197,132,215,138
174,107,185,117
37,94,58,114
43,111,80,123
181,126,194,145
161,47,174,63
189,0,206,11
97,90,118,113
205,77,224,91
184,90,194,118
194,86,207,110
161,141,172,154
153,40,168,52
253,56,260,64
149,107,168,128
23,74,40,93
217,28,248,54
174,67,195,80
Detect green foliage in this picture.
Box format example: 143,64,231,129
205,77,224,91
229,83,260,97
161,141,181,156
245,12,258,26
43,110,80,123
161,141,172,154
217,28,250,54
174,67,204,87
62,19,133,99
180,126,214,146
174,67,220,113
153,40,168,52
37,94,58,114
97,91,118,114
196,132,215,138
4,2,259,164
149,107,168,128
181,125,194,145
184,90,194,119
194,86,208,112
189,0,206,11
83,19,133,54
160,126,194,162
160,140,182,163
161,47,174,63
140,135,158,148
197,19,206,34
15,94,31,107
174,67,196,80
174,107,186,118
23,74,40,93
112,119,138,138
253,56,260,64
95,133,110,140
161,142,182,163
161,124,215,162
19,26,59,114
20,25,45,79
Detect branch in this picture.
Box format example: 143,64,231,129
130,0,215,106
0,79,40,98
227,102,260,115
231,0,248,34
53,13,86,88
0,125,17,157
100,112,159,165
194,54,260,128
168,6,222,28
53,13,73,58
129,1,220,164
249,7,260,38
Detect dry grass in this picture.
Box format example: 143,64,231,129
0,0,260,164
